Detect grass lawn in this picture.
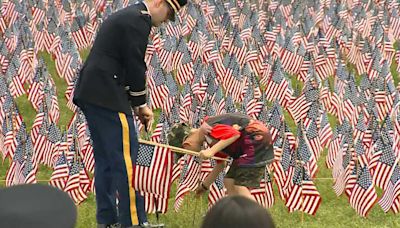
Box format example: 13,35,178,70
1,50,400,227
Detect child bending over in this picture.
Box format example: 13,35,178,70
168,113,274,200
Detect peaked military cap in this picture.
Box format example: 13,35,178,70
165,0,187,21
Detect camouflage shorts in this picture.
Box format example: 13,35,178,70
225,165,265,188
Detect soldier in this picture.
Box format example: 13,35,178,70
73,0,187,227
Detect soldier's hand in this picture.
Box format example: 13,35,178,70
138,105,154,132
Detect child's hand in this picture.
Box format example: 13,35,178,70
195,182,208,196
199,122,212,134
232,124,241,130
199,149,213,159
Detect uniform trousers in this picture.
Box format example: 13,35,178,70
81,102,147,226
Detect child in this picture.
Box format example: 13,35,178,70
168,113,274,200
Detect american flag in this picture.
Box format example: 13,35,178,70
22,137,37,184
251,167,275,208
5,136,25,186
395,108,400,157
190,58,206,101
43,122,61,168
319,112,333,149
81,138,95,174
1,114,16,160
0,40,10,73
288,80,318,123
65,76,78,112
273,133,294,200
50,151,69,190
374,76,393,122
223,54,245,102
246,42,263,77
333,141,356,196
280,37,303,75
6,57,25,98
306,121,322,161
44,16,58,54
285,165,321,215
372,137,396,190
354,111,367,144
181,3,198,37
378,162,400,213
70,9,88,50
150,112,166,143
30,104,47,145
187,29,201,61
33,116,51,165
27,60,45,111
208,170,226,207
342,82,356,125
64,159,88,205
296,124,318,178
265,58,290,108
228,28,247,66
174,155,201,211
171,38,186,72
267,102,283,143
79,161,91,195
31,0,46,25
242,81,263,119
176,41,194,86
148,58,169,109
349,165,378,217
133,143,173,212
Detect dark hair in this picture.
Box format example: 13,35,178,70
167,122,191,147
201,196,275,228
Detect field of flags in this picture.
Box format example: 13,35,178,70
1,0,400,220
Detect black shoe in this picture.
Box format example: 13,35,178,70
122,222,165,228
141,222,165,227
98,224,121,228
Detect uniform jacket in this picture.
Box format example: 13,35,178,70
73,2,151,114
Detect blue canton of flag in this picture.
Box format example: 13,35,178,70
137,144,155,167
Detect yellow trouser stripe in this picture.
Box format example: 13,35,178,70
118,113,138,225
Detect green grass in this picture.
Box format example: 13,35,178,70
1,51,400,228
391,56,399,86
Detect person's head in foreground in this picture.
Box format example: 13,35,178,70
201,195,275,228
146,0,187,26
0,184,77,228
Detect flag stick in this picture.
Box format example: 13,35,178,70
138,139,230,162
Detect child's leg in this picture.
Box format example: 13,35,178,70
234,185,255,201
195,161,226,195
228,166,264,201
203,161,226,187
223,178,236,195
224,179,255,201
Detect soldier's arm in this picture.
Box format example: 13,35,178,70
124,17,150,107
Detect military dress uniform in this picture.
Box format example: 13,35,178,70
73,2,151,227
